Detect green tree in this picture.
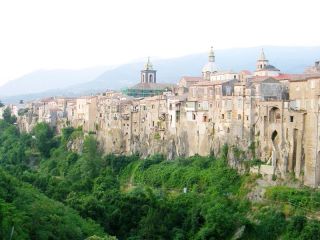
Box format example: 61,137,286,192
32,123,55,157
0,168,106,239
80,136,103,179
254,208,286,240
2,107,17,124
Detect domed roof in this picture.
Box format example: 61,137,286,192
202,46,218,73
264,64,280,71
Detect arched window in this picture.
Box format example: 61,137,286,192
149,74,153,83
269,107,281,123
142,74,145,83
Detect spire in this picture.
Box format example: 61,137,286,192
259,48,266,61
209,46,215,62
144,57,153,70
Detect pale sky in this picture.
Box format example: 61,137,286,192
0,0,319,86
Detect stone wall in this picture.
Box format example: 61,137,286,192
16,75,320,187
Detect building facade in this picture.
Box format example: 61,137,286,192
15,49,320,187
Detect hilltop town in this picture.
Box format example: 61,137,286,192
2,48,320,187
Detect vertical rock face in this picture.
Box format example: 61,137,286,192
14,57,320,187
67,136,84,154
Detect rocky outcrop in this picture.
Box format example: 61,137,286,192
67,134,84,154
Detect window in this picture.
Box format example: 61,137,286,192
225,86,232,96
238,114,241,120
149,74,153,82
221,114,224,119
227,100,232,109
290,116,294,122
269,107,281,123
192,113,196,120
227,112,231,119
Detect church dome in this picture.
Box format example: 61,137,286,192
202,46,218,74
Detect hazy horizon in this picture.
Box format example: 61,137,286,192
1,44,320,88
0,0,319,86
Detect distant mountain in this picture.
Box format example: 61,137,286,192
0,66,111,97
1,46,319,103
69,46,320,92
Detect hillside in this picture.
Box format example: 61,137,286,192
65,46,320,93
1,115,320,239
0,66,110,98
1,46,319,103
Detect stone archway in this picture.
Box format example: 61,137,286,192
271,130,278,142
269,107,281,124
271,130,280,169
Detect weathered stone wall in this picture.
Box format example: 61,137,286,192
16,75,320,187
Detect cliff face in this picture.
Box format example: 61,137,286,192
16,69,320,188
94,113,251,162
67,135,84,154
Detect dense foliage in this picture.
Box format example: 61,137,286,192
0,168,105,239
1,114,320,239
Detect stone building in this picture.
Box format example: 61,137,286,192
202,47,218,81
122,58,175,98
73,96,98,132
16,49,320,187
305,60,320,74
254,49,280,77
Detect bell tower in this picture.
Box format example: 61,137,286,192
141,57,157,83
256,48,269,71
202,46,218,81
